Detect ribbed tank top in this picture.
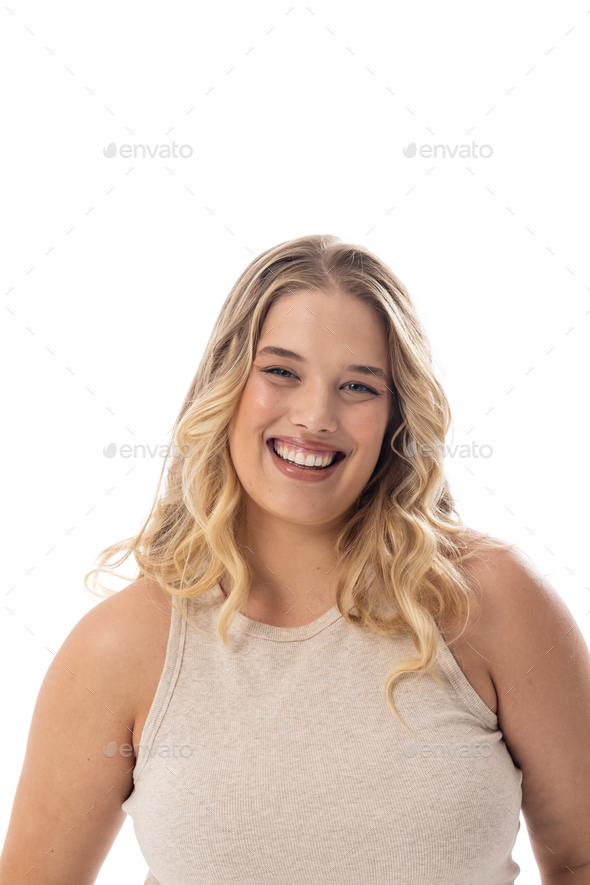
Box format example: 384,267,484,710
121,583,523,885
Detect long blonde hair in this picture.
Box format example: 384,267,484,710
85,233,513,729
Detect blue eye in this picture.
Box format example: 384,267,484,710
263,368,294,379
261,368,378,395
345,382,375,394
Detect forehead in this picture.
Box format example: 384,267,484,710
259,289,389,354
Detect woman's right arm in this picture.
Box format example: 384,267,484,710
0,578,170,884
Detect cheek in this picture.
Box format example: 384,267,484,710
230,378,279,461
347,409,388,453
240,376,282,423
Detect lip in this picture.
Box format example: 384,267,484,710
266,438,346,482
268,436,345,455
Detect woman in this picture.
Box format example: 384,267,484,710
1,234,589,885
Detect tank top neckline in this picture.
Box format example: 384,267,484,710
210,582,344,641
208,583,498,728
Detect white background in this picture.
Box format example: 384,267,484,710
1,0,589,882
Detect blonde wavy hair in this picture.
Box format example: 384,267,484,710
86,233,513,729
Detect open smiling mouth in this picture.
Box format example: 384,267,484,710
267,439,346,471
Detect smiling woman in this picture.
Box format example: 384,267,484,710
2,234,589,885
227,289,394,535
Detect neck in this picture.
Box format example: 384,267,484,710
225,499,347,616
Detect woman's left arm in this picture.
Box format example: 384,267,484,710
471,545,590,884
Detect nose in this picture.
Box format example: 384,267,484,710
288,379,339,434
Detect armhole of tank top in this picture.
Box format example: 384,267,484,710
132,596,188,785
433,628,498,730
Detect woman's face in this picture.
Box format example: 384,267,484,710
228,288,395,528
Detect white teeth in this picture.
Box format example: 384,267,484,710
272,441,337,469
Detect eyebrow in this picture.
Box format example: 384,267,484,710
256,345,389,383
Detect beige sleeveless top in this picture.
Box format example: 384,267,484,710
121,583,523,884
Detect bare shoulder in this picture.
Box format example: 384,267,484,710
73,576,173,725
47,575,174,750
450,538,590,876
85,573,172,624
65,576,171,670
457,537,573,641
0,577,173,883
437,534,575,716
445,536,583,715
78,575,173,657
